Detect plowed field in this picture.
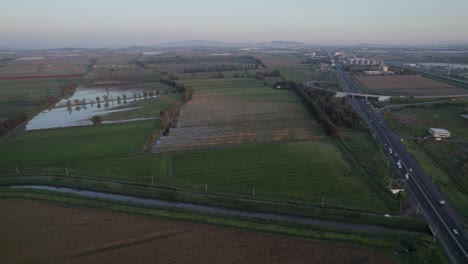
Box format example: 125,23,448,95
0,199,397,264
356,75,467,96
153,78,322,152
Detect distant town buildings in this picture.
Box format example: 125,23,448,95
319,63,332,72
362,61,394,75
334,51,345,57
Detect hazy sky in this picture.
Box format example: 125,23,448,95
2,0,468,48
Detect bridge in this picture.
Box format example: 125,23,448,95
303,81,391,101
334,91,391,101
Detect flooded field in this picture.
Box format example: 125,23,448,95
26,86,159,130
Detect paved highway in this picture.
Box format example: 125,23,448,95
332,55,468,263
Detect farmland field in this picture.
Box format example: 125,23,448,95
154,78,322,152
0,56,90,77
280,67,337,83
356,75,468,96
389,103,468,139
0,199,398,264
253,53,304,67
16,138,391,212
0,120,157,166
0,78,75,121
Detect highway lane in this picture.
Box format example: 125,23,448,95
332,57,468,263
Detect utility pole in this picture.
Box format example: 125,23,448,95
416,203,421,216
16,166,19,174
433,228,438,243
65,167,69,176
151,176,154,184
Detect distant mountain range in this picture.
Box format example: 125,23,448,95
156,40,309,48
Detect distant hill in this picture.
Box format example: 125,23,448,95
260,41,307,46
157,40,239,48
156,40,310,48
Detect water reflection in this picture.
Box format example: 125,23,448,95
26,85,157,130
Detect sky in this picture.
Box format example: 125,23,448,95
1,0,468,48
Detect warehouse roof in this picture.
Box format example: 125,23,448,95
429,128,451,134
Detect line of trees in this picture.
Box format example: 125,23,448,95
255,69,282,80
160,79,186,92
305,89,364,129
292,84,366,137
292,84,339,137
183,65,246,73
0,112,27,136
251,57,267,68
159,85,193,133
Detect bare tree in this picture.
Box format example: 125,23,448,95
90,115,103,125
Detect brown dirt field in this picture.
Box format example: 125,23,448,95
0,199,397,264
154,87,322,153
393,113,420,125
356,75,468,96
254,53,304,68
0,74,82,80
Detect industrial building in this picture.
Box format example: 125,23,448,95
429,128,451,138
346,58,378,65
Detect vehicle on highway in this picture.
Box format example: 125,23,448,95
453,229,459,235
388,148,392,154
405,172,409,180
439,200,446,205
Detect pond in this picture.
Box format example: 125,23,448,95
26,86,159,130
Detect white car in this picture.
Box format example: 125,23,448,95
405,173,409,180
409,168,413,172
453,229,459,235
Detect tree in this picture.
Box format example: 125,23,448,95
159,111,170,131
183,86,193,102
90,115,103,125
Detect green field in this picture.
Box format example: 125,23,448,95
0,138,392,212
392,104,468,139
0,78,74,120
0,120,157,166
280,67,337,83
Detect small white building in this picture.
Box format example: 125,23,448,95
429,128,451,138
